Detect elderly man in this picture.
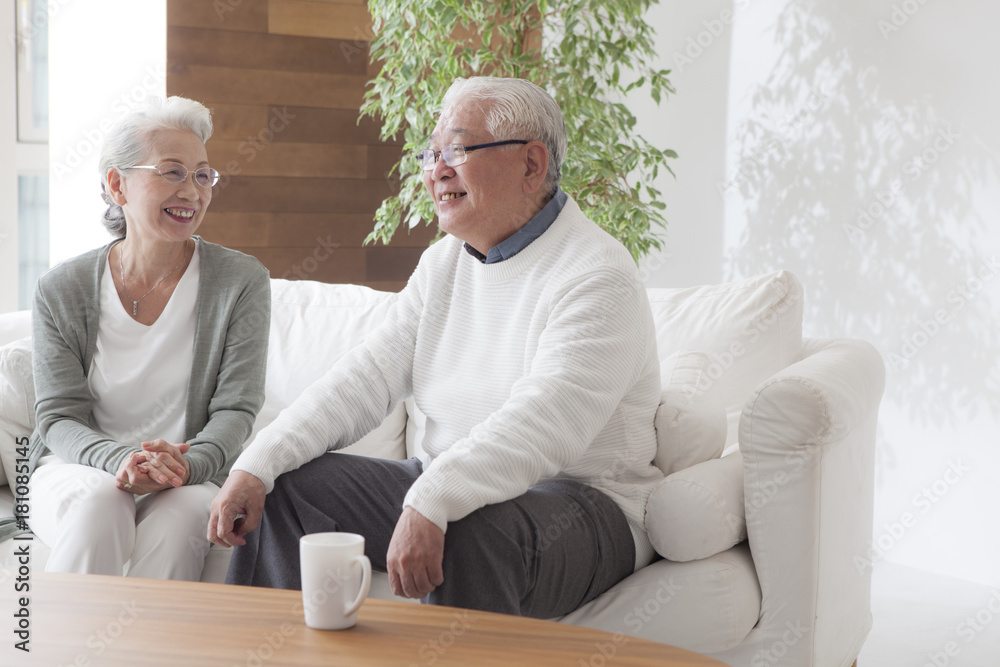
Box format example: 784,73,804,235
209,76,663,618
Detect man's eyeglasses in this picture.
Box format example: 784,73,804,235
129,161,220,188
416,140,528,171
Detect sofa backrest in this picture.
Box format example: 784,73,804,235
250,279,406,459
0,311,31,349
256,270,804,458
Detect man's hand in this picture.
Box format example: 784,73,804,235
208,470,266,547
386,506,445,599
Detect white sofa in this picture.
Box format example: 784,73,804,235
0,270,883,667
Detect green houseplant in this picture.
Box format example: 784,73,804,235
360,0,676,262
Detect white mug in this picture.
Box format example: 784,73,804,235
299,532,372,630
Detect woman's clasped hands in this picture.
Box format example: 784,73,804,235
115,439,192,495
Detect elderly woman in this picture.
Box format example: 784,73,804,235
26,96,270,580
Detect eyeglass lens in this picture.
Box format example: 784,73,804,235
417,145,466,171
158,162,220,187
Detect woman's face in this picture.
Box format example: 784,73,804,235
115,128,213,244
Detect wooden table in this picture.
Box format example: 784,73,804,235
12,573,727,666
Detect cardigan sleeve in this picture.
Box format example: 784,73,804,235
183,265,271,486
31,268,139,475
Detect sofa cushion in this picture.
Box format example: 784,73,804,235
557,542,761,654
0,338,35,490
654,350,727,476
646,271,803,447
645,451,747,562
251,280,406,459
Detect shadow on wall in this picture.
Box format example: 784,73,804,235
723,1,1000,444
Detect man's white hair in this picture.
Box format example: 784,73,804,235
442,77,567,197
98,96,214,238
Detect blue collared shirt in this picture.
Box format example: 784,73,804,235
464,189,569,264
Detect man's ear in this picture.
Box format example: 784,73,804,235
522,142,549,195
107,169,129,206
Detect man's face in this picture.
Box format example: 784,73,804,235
422,98,529,251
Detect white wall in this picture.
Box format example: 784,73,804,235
49,0,166,266
632,0,734,288
0,7,18,313
636,0,1000,587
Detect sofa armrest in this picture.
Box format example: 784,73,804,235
734,337,884,667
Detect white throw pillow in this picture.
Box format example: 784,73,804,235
646,271,804,447
653,350,727,476
0,338,35,490
645,451,747,562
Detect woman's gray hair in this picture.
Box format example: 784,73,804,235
441,77,567,197
98,96,214,237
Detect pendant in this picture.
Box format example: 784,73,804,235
132,301,138,316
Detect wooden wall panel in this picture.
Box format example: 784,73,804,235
169,65,369,109
168,0,269,33
169,27,367,75
166,0,426,291
268,0,373,41
208,141,367,178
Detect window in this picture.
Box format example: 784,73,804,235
12,0,50,309
18,175,48,309
16,0,49,143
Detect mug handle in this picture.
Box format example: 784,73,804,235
344,554,372,618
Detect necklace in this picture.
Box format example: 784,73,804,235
118,240,190,317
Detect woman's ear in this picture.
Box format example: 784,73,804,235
522,141,550,195
107,168,128,206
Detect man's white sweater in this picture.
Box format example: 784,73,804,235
233,197,663,568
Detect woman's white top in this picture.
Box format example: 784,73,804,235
88,242,201,447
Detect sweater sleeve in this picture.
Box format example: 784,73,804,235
402,267,655,532
184,268,271,485
31,274,138,475
230,268,425,492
